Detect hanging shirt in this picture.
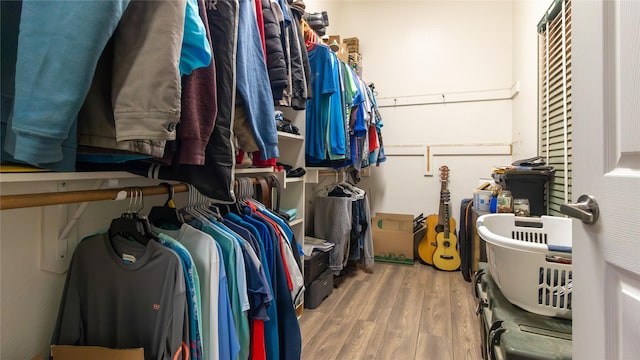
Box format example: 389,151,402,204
223,214,275,360
151,225,204,358
313,195,353,272
157,232,204,360
215,241,242,360
240,207,302,360
198,222,251,360
222,219,274,314
52,233,189,360
180,0,212,76
326,51,347,160
222,223,271,360
251,208,303,304
213,222,251,313
225,212,280,360
169,224,230,360
306,44,335,162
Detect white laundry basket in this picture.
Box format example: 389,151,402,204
476,214,573,319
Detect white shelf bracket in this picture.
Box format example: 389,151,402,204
40,179,108,274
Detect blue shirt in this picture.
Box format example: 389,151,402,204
223,219,274,307
197,222,250,360
180,0,212,76
225,213,280,360
306,45,336,162
215,242,241,360
2,0,130,171
157,233,204,360
327,51,346,158
235,0,279,160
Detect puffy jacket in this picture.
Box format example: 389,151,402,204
262,0,288,101
289,0,311,109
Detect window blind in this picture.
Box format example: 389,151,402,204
538,0,572,216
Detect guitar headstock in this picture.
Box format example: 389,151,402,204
439,165,450,183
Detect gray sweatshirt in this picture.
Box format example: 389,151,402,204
52,233,189,360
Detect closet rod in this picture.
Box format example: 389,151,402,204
0,183,190,211
0,177,263,210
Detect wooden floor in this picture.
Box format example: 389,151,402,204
299,263,482,360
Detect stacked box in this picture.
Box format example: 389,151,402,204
303,251,328,286
304,268,333,309
343,37,359,53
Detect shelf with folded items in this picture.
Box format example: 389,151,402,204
288,218,304,227
277,131,304,141
276,107,306,296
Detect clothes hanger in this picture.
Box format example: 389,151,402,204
338,181,365,199
179,184,209,225
197,190,221,221
108,187,154,245
148,183,183,229
240,177,259,213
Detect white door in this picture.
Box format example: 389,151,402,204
571,1,640,359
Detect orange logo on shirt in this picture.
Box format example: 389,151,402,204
153,304,160,310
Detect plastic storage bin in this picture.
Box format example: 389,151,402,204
503,170,554,216
476,214,573,319
474,264,572,360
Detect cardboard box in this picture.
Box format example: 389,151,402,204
328,35,341,45
372,213,414,265
343,37,360,53
51,345,144,360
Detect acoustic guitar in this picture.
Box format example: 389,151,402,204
433,191,461,271
417,166,456,265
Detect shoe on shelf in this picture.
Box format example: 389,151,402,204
276,162,306,178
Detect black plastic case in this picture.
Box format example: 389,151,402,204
474,263,572,360
304,251,329,286
304,268,333,309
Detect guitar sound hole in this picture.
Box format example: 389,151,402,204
435,224,444,233
444,240,450,247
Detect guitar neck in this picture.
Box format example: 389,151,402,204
437,201,446,224
437,180,448,224
443,202,450,237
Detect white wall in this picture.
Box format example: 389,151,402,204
511,0,551,160
307,0,515,221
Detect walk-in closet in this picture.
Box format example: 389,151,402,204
2,0,638,359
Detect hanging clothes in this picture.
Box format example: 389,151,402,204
76,0,193,158
261,0,288,101
192,220,252,360
2,0,132,171
224,196,303,360
313,194,352,272
162,0,218,166
235,0,279,161
157,232,205,360
154,223,239,360
288,0,312,110
52,233,189,360
313,182,374,272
